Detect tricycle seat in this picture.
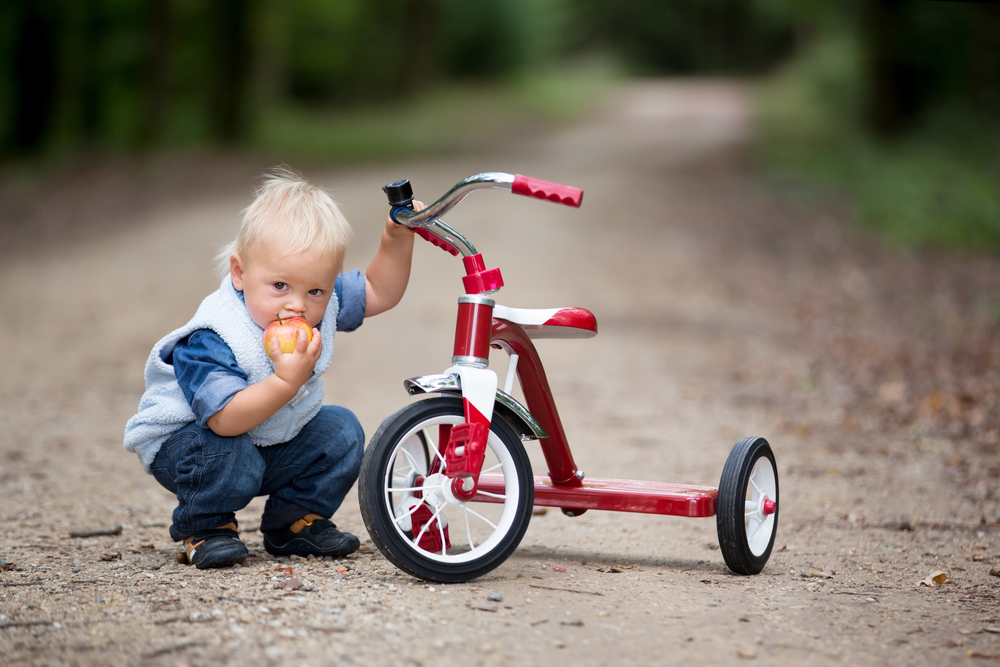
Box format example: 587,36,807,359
493,305,598,340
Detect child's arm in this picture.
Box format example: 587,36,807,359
363,203,423,317
206,329,322,437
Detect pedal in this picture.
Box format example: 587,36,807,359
410,503,451,553
443,422,487,479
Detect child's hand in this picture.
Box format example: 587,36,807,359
269,327,322,390
384,200,426,239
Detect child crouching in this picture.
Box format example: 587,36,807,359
124,169,418,568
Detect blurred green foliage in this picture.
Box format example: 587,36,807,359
756,2,1000,252
0,0,792,155
2,0,997,253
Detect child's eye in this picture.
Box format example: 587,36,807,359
273,282,286,290
309,289,323,296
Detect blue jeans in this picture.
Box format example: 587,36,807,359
150,406,364,542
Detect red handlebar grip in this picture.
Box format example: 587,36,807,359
512,174,583,207
414,226,460,256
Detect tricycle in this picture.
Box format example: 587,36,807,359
358,172,778,582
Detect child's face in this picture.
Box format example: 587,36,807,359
229,238,341,330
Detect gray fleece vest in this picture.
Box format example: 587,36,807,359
123,276,338,473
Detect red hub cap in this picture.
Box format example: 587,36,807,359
762,498,776,516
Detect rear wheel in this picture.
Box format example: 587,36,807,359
716,437,778,575
359,397,534,583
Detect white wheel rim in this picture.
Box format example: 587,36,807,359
743,457,777,557
383,414,521,564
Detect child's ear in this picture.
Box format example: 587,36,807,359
229,254,245,290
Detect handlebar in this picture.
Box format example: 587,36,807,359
383,172,583,258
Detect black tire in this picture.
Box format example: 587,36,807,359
716,437,778,575
359,396,534,583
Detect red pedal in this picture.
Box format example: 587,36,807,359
444,422,487,478
410,503,451,553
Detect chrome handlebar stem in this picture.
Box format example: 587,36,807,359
390,172,515,257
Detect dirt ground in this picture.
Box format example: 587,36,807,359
3,80,1000,666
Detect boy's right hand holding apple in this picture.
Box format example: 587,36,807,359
205,327,322,437
269,327,322,391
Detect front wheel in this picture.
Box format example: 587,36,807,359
359,396,534,583
716,437,778,575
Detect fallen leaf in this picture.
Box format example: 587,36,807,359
800,571,833,579
531,507,548,516
274,566,294,576
969,650,1000,659
973,554,986,562
99,552,121,562
552,567,566,573
337,567,347,575
918,570,948,587
990,567,1000,577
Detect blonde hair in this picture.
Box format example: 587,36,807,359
216,167,352,276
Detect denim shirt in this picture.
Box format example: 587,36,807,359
170,269,365,427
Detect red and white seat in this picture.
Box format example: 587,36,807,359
493,305,598,340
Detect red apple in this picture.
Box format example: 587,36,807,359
263,314,313,360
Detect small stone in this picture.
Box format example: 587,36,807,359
239,612,253,623
738,647,757,659
990,567,1000,577
333,573,344,580
486,589,503,602
258,606,270,614
71,565,81,573
597,610,610,617
553,640,566,649
708,601,719,607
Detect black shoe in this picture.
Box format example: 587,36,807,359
263,514,360,558
183,523,248,569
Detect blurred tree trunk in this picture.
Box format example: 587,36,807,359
401,0,439,91
208,0,253,144
12,5,57,151
139,0,173,146
864,0,921,137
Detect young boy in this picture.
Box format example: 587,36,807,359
124,169,419,569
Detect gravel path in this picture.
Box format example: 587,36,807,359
2,80,999,666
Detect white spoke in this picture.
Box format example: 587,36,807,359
476,490,506,500
438,517,448,556
744,510,756,518
464,507,498,531
748,517,763,543
398,446,422,474
423,429,442,465
463,507,476,550
481,463,502,474
392,502,423,528
749,471,763,496
413,505,445,547
386,486,425,494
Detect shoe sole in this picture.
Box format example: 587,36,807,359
263,535,360,559
192,543,249,569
